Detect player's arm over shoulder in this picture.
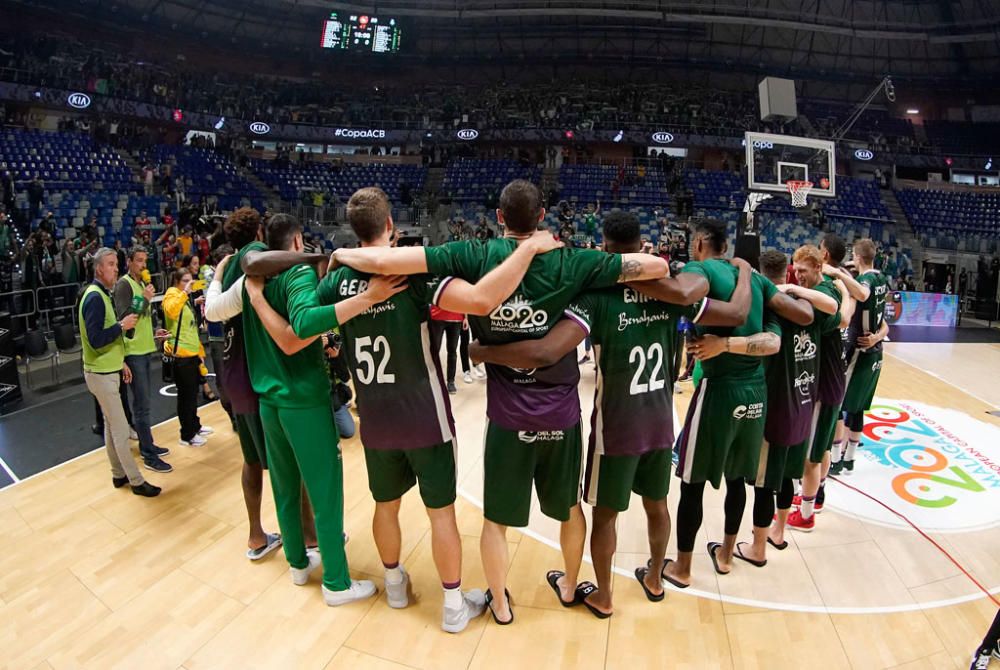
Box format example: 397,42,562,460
469,318,586,370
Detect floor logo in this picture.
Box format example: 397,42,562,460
828,399,1000,532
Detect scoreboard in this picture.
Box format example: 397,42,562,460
321,13,401,53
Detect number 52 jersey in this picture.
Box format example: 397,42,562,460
566,286,700,457
317,267,455,451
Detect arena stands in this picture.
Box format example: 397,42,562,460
895,187,1000,252
139,145,266,212
251,159,427,204
557,163,671,206
924,121,1000,157
441,159,540,203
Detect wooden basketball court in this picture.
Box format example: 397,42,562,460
2,341,998,670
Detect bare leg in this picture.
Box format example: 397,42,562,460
373,499,403,566
481,519,512,621
242,462,267,549
641,496,670,596
557,503,587,602
584,506,617,614
426,504,462,584
301,486,318,548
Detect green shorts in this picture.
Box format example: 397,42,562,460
809,402,842,464
483,421,583,527
363,441,457,509
676,377,766,488
584,447,672,512
235,413,267,468
842,349,883,415
753,439,809,491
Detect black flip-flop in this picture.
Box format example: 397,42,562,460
634,567,665,602
485,588,514,625
707,542,731,575
767,536,788,551
733,542,767,568
546,570,578,607
575,581,612,619
656,558,690,590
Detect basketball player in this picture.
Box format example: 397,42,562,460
466,211,753,617
328,180,669,624
666,219,819,585
788,234,854,532
737,247,840,564
970,608,1000,669
204,207,317,561
243,187,563,630
827,239,889,475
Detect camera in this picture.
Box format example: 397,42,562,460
322,331,342,350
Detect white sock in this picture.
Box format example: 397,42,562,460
831,441,844,463
384,566,404,585
801,497,816,519
845,440,860,461
443,585,463,609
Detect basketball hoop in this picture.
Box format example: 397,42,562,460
786,180,813,208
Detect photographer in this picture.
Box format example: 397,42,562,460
320,331,356,439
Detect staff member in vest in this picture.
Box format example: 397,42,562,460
163,268,213,447
80,248,161,497
114,247,172,473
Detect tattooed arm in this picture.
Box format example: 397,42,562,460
616,253,669,282
687,331,781,360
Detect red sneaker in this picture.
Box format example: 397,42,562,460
787,509,816,532
791,495,823,513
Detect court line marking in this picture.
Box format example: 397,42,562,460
0,453,19,483
455,485,1000,615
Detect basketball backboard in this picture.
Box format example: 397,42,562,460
745,131,836,198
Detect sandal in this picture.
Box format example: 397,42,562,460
767,536,788,551
546,570,577,607
485,588,513,625
707,542,731,575
246,532,282,561
634,567,665,602
575,581,612,619
655,558,690,589
733,541,767,568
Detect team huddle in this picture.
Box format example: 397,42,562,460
206,178,889,630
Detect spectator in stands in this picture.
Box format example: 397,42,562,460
113,240,127,277
1,169,14,215
559,218,576,245
162,207,175,233
177,226,194,257
80,247,160,497
60,239,84,286
135,210,151,230
38,211,55,235
143,164,155,196
582,201,601,239
84,215,98,241
194,233,210,264
0,212,17,260
27,174,44,222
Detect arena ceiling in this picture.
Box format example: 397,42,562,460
13,0,1000,89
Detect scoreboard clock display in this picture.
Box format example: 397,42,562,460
321,13,401,53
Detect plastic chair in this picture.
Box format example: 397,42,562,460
24,330,58,388
54,323,82,374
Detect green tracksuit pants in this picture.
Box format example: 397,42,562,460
260,401,350,591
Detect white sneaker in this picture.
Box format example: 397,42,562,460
474,365,487,379
442,589,487,633
385,567,410,609
463,371,474,384
180,434,207,447
290,550,322,586
198,425,214,436
129,427,139,441
322,579,377,607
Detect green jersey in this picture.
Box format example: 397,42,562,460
680,259,778,381
566,285,699,456
242,264,340,409
316,267,455,451
847,270,889,354
424,238,623,431
815,277,847,405
764,309,822,446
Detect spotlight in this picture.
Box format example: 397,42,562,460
613,130,623,143
564,130,574,140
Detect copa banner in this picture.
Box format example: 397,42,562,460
828,399,1000,532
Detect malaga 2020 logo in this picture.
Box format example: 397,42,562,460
828,399,1000,532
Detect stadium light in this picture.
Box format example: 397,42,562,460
906,109,919,115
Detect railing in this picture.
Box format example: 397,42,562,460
35,282,83,333
0,289,37,334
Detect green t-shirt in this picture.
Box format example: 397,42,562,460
423,238,623,431
680,259,777,381
566,285,695,456
316,268,455,450
241,264,340,408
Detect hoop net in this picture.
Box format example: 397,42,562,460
786,180,813,208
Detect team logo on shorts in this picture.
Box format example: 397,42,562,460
872,360,883,372
517,430,564,443
732,403,763,420
826,399,1000,532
